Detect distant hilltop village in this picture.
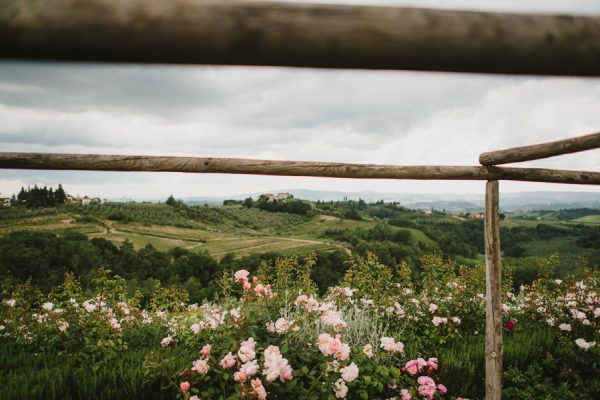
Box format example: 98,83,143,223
257,192,293,202
65,194,103,205
0,184,102,207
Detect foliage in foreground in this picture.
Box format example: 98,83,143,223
1,254,599,399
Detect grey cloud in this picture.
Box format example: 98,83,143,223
0,62,228,118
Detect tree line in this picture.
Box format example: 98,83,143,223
14,184,67,208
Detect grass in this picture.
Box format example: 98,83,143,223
0,342,188,400
438,327,559,399
573,215,600,224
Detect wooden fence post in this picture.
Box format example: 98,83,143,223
485,180,503,400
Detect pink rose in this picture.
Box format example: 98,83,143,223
417,376,435,386
400,389,411,400
220,352,236,369
192,358,209,374
438,384,447,394
404,360,420,376
251,378,267,400
427,357,438,371
295,295,308,304
234,270,249,282
200,344,212,357
179,381,190,392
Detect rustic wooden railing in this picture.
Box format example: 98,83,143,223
2,0,600,76
1,2,600,399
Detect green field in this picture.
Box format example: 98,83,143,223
1,202,599,268
0,207,348,259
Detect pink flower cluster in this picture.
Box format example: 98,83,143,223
294,294,319,312
233,338,260,383
191,343,212,375
318,333,351,361
417,376,446,400
218,338,293,399
403,357,437,376
235,270,273,298
262,345,293,382
380,336,405,354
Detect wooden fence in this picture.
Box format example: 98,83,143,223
1,1,600,399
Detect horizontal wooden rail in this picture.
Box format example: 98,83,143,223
0,152,599,185
2,1,600,76
480,132,600,166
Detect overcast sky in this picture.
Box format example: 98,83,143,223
1,0,600,200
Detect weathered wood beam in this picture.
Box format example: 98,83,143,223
0,152,599,185
480,132,600,166
493,166,600,185
0,152,489,180
484,180,503,400
2,1,600,76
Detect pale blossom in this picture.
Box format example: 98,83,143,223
380,337,404,353
295,294,308,304
192,358,210,374
57,320,69,332
5,299,16,307
575,338,596,350
318,333,350,361
200,344,212,357
363,344,374,358
400,388,411,400
229,307,241,319
220,352,236,369
241,359,260,376
42,302,54,311
427,358,438,371
559,323,572,331
234,269,250,282
334,378,348,399
191,323,202,334
340,363,359,382
305,297,320,312
251,378,267,400
239,338,257,362
263,346,293,382
428,303,438,313
109,318,121,331
161,336,174,347
320,310,347,329
274,318,292,334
